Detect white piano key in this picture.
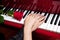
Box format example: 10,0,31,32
23,10,28,16
39,13,49,29
19,10,28,24
1,14,21,23
23,10,30,18
39,22,59,33
18,11,34,24
46,24,53,31
20,11,35,24
35,12,37,13
3,7,6,10
10,8,13,10
56,16,60,26
53,25,58,32
47,14,54,23
53,16,60,32
46,14,54,30
39,23,48,30
52,14,58,25
41,13,45,16
2,14,25,24
49,14,58,31
44,13,49,20
26,11,30,15
16,9,19,11
31,11,34,14
56,26,60,33
19,18,24,24
24,11,31,19
56,16,60,32
47,24,55,31
38,12,40,14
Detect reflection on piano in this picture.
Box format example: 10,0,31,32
1,0,60,39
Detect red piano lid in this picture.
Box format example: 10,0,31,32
35,28,60,38
13,11,23,21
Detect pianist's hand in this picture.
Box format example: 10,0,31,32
24,13,45,32
24,13,45,40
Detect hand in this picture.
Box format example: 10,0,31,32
24,13,45,32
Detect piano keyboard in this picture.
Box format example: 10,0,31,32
1,7,60,33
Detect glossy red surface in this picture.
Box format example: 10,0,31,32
2,0,60,13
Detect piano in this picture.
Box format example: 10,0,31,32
0,0,60,39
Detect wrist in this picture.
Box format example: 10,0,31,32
24,27,32,40
24,27,32,33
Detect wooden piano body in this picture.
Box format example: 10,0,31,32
0,0,60,40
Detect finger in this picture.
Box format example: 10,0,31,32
35,14,41,18
38,16,45,22
33,16,45,23
33,14,41,21
32,19,45,31
25,13,33,21
32,13,36,18
38,19,45,25
26,13,33,18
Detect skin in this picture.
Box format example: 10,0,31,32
24,13,45,40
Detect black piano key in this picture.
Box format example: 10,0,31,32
37,9,40,13
21,9,25,12
20,9,24,12
14,8,17,11
18,6,22,11
50,14,56,24
6,8,11,13
22,10,25,12
44,12,47,16
36,12,39,14
45,13,50,23
35,11,39,14
54,14,60,25
18,9,20,11
23,10,29,18
4,8,10,15
28,11,32,15
40,11,42,14
25,11,31,16
18,9,21,12
34,11,37,13
3,7,9,13
21,10,24,12
8,8,13,12
37,11,39,14
7,8,14,13
58,21,60,26
6,8,10,11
